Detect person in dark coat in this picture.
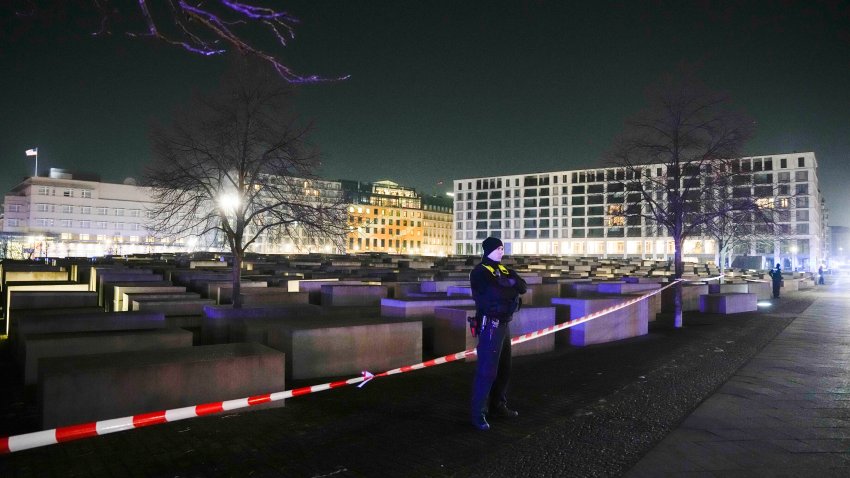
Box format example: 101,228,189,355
818,266,825,285
769,264,782,298
469,237,527,431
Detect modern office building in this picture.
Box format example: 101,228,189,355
453,152,827,270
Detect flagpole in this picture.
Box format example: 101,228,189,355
34,150,38,178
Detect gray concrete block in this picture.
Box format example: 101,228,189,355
267,318,421,380
13,311,167,361
114,286,186,311
320,284,388,307
239,290,309,306
662,284,709,312
552,296,648,346
380,297,476,318
745,281,772,301
201,304,322,344
131,298,216,316
23,328,192,385
39,343,285,428
699,293,758,314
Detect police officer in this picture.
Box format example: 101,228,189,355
769,263,782,298
470,237,527,431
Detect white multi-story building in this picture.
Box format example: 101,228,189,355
1,169,345,258
453,152,827,271
1,169,169,257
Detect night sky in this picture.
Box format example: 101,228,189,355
2,1,849,224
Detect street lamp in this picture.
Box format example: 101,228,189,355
218,192,240,215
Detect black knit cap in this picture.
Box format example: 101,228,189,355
482,237,503,257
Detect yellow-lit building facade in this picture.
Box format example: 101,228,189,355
421,195,454,256
343,180,453,256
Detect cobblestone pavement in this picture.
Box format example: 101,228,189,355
0,287,819,477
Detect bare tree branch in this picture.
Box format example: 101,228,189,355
11,0,348,83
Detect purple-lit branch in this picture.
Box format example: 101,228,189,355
93,1,347,83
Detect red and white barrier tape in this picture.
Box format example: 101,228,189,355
1,279,684,454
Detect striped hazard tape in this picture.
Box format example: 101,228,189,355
1,278,686,454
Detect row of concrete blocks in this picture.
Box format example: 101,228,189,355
10,311,282,429
14,293,643,429
11,277,768,429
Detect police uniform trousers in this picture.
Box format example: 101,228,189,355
471,319,512,417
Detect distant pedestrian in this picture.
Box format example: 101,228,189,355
769,264,782,298
469,237,527,431
818,266,825,285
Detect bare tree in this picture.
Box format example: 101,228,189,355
608,65,755,328
11,1,346,82
701,167,787,282
145,55,347,308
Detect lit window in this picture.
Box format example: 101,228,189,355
755,198,773,209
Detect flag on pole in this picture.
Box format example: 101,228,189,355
25,148,38,156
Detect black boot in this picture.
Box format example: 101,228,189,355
472,413,490,431
490,403,518,418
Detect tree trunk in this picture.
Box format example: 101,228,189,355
673,238,684,328
232,250,243,309
718,245,726,284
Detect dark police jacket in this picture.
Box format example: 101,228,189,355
470,258,528,322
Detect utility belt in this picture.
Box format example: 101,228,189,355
467,314,509,337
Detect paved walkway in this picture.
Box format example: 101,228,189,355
627,278,850,477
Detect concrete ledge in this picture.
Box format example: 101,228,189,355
240,289,309,306
39,343,285,428
23,328,192,385
14,311,167,361
320,284,388,307
699,293,758,314
597,282,661,294
380,297,475,318
708,283,748,294
445,286,472,297
201,304,322,344
131,298,216,316
267,318,421,380
105,282,174,311
113,285,184,311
